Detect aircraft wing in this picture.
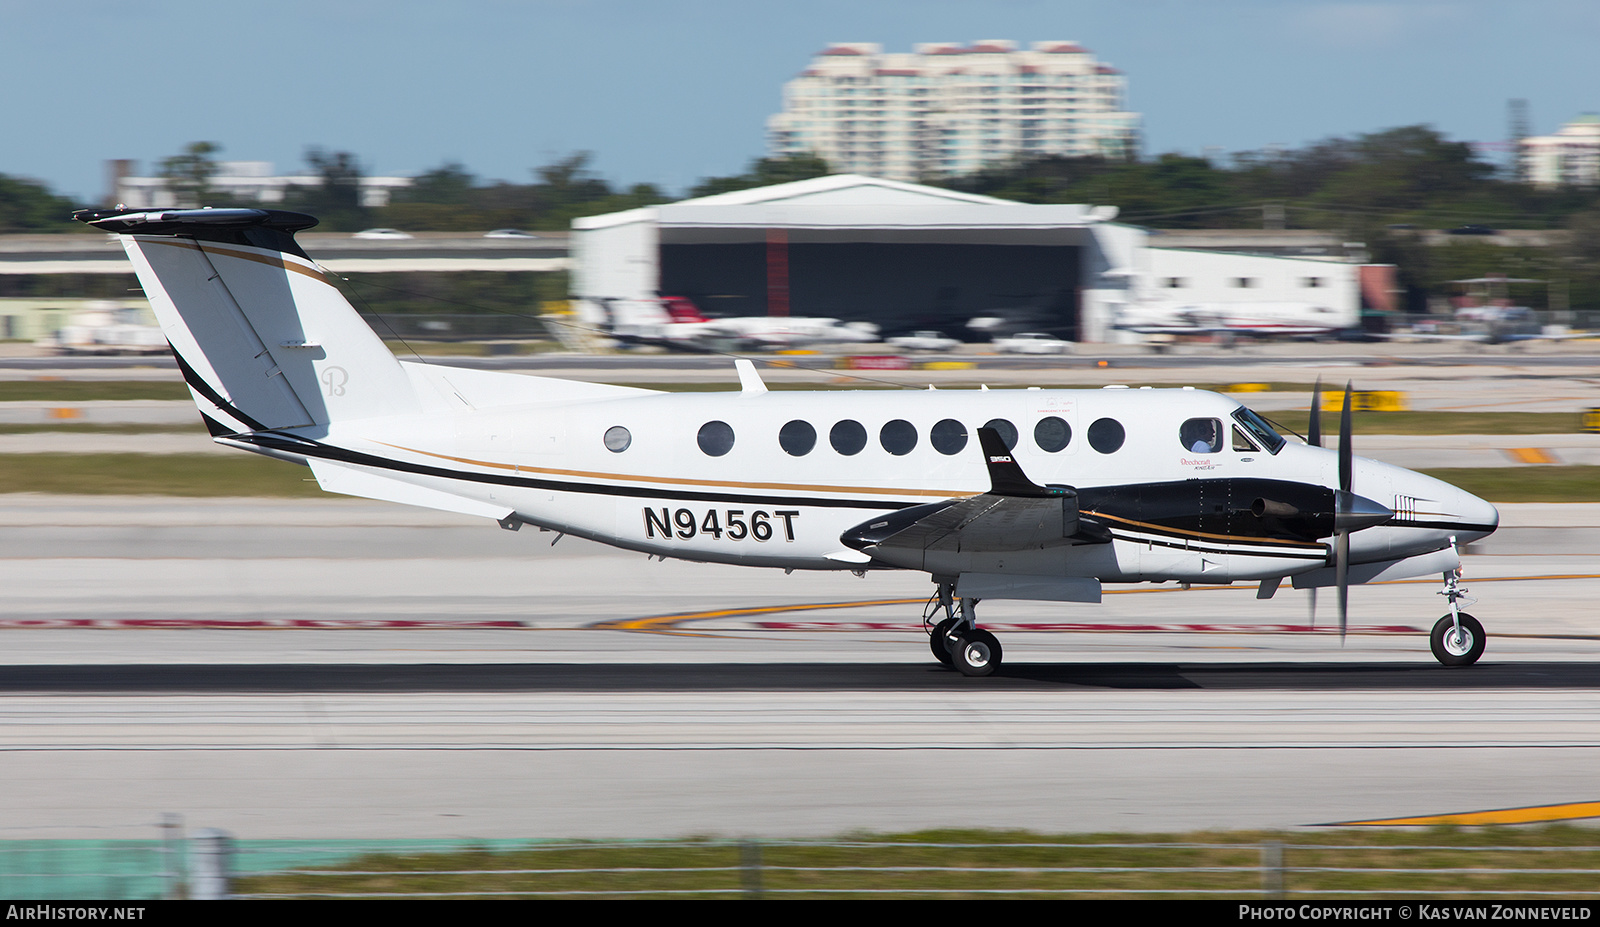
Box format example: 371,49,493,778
840,428,1110,569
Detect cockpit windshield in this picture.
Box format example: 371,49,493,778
1231,406,1286,454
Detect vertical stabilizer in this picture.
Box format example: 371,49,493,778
76,208,421,433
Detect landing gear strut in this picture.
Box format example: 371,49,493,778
1430,568,1485,667
925,582,1003,677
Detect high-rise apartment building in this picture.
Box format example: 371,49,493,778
768,40,1141,181
1520,115,1600,188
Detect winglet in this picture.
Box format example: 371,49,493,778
976,427,1063,498
734,359,768,394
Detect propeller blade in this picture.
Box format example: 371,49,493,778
1307,587,1317,629
1308,377,1322,448
1339,380,1353,494
1336,531,1350,644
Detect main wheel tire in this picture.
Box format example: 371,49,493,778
951,628,1003,677
1430,612,1486,667
929,617,957,667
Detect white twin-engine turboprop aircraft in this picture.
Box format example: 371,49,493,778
77,207,1502,676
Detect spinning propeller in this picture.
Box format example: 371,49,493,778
1307,378,1394,642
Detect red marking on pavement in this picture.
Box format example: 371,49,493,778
0,618,526,630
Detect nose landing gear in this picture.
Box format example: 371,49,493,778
1430,568,1485,667
925,582,1003,677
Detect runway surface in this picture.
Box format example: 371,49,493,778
2,496,1599,841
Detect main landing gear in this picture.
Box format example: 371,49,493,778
926,583,1003,677
1430,568,1486,667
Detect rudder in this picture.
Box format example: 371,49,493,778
76,207,420,432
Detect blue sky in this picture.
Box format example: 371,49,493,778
3,0,1597,203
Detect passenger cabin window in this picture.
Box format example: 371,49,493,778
830,420,867,456
1087,417,1125,454
1180,418,1222,453
880,419,918,456
983,418,1018,450
697,421,735,457
779,420,816,457
930,419,968,455
1034,416,1071,452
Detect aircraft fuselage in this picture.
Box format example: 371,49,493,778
291,384,1498,584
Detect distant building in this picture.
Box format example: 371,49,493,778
573,174,1361,345
1520,115,1600,187
111,161,412,209
768,40,1141,182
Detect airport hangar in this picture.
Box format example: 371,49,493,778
570,174,1366,344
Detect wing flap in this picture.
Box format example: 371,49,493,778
308,458,513,522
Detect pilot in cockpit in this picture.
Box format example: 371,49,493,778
1181,418,1223,454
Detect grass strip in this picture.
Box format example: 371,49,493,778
0,454,323,497
1263,410,1587,437
1416,467,1600,503
0,381,188,402
234,825,1600,900
0,381,1591,436
0,424,207,435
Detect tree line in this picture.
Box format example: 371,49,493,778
3,128,1599,313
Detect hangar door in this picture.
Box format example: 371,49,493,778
658,233,1083,339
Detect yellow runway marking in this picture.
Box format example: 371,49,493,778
1334,801,1600,827
591,599,925,632
1506,447,1557,464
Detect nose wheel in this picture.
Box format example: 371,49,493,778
1431,569,1485,667
1431,613,1485,666
925,584,1003,677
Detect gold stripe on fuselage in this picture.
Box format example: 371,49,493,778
381,442,980,500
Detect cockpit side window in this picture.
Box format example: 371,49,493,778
1180,418,1222,453
1232,425,1259,452
1231,407,1285,454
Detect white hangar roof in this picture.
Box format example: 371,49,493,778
575,174,1115,242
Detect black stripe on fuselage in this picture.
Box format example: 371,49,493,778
242,433,918,511
1391,518,1499,534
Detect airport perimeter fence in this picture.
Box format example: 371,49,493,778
10,829,1600,899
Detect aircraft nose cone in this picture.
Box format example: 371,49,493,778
1457,490,1500,541
1334,491,1394,532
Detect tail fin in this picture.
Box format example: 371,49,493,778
76,208,419,433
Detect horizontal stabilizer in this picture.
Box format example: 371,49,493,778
308,458,513,522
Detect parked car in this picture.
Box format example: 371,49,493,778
484,229,539,239
992,331,1070,354
885,330,961,352
353,228,413,240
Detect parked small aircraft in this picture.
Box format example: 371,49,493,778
76,207,1500,675
587,294,879,351
1113,301,1353,339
